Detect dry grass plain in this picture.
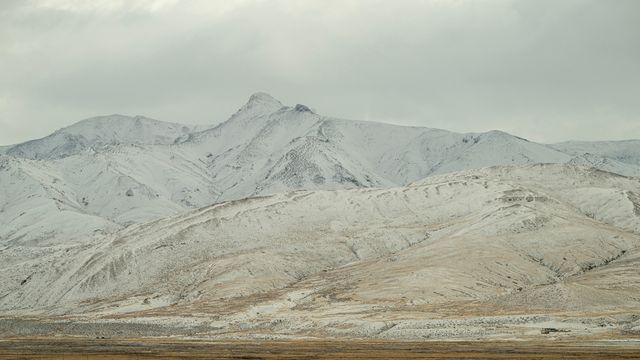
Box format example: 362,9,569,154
0,338,639,359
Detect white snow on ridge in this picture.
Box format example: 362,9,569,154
2,165,640,327
6,114,196,160
0,156,119,247
552,140,640,166
1,92,639,250
566,153,640,177
1,92,640,339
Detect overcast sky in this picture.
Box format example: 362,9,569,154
1,0,639,145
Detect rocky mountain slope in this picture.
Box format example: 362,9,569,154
1,164,639,340
1,93,639,251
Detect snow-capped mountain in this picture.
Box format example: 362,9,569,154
565,153,640,177
1,92,639,249
2,93,640,339
551,140,640,176
552,140,640,166
5,114,196,160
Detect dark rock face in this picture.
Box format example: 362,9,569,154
294,104,313,113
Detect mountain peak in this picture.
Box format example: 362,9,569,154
224,92,285,122
245,92,283,109
293,104,314,113
6,114,192,160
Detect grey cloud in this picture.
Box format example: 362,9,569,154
1,0,638,145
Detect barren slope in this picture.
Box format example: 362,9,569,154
2,164,639,340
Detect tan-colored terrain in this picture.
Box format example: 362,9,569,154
1,165,640,342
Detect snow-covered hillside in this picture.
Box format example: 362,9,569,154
0,146,222,248
1,93,640,339
2,165,640,339
552,140,640,166
5,115,195,160
180,93,574,196
0,156,119,247
1,93,638,251
566,153,640,177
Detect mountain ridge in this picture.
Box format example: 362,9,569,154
2,94,640,339
5,114,198,160
1,92,639,249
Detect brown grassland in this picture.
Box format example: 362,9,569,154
0,338,639,359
